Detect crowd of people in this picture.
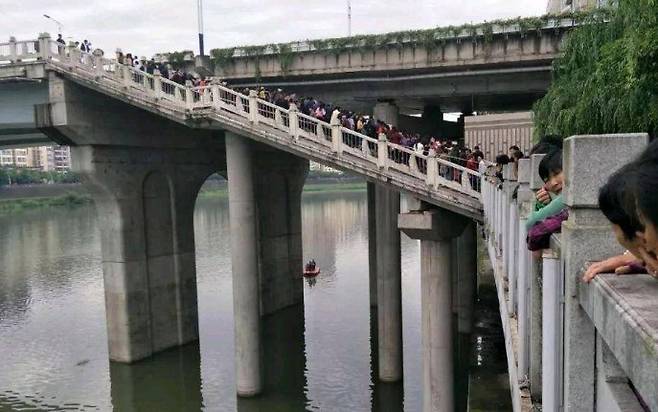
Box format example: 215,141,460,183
488,135,658,283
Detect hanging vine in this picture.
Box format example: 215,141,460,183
208,10,605,72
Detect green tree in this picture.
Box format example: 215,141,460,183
534,0,658,139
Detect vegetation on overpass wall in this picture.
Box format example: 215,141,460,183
157,10,602,74
533,1,658,139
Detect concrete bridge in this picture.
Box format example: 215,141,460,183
0,35,483,411
3,32,654,412
208,18,577,115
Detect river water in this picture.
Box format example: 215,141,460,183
0,190,510,411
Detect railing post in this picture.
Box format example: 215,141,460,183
288,104,299,140
426,155,438,188
8,36,17,63
274,107,283,128
93,49,104,77
506,164,519,315
122,65,132,88
562,133,649,411
152,70,162,99
516,158,532,382
331,121,342,154
542,249,562,412
38,33,51,60
409,153,418,173
211,84,221,110
248,90,258,123
528,153,546,400
185,80,194,110
377,133,388,170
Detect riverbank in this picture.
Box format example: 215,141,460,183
0,192,92,214
0,180,366,214
198,180,366,198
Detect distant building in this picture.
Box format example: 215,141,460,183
464,112,534,161
0,146,71,171
309,161,342,174
547,0,608,13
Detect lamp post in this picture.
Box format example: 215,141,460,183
43,14,63,35
347,0,352,37
197,0,205,56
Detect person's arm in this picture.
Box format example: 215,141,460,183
526,194,565,229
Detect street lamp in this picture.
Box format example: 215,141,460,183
197,0,205,56
43,14,63,35
347,0,352,37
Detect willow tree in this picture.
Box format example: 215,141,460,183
533,0,658,139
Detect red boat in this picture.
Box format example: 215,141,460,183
303,260,320,277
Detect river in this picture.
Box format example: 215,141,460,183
0,190,510,411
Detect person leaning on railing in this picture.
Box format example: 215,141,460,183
583,139,658,281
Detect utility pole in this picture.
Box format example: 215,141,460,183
197,0,205,56
347,0,352,37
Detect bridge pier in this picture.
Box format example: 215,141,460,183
225,132,308,396
375,184,403,382
399,208,469,412
73,145,219,363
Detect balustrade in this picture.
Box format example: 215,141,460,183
1,35,482,205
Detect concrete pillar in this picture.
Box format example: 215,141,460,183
373,101,399,126
399,209,468,412
375,184,402,382
455,221,477,335
73,145,218,364
226,133,262,396
368,181,378,307
561,134,648,411
225,133,309,397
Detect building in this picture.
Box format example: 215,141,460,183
464,112,534,161
0,146,71,171
547,0,608,13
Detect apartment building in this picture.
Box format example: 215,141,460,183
0,146,71,171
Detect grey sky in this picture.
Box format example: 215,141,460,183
3,0,546,58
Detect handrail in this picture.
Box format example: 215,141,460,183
1,35,482,204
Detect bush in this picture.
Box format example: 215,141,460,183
533,1,658,139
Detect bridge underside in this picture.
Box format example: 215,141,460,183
230,64,551,115
0,79,50,148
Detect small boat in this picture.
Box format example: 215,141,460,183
303,260,320,277
303,267,320,278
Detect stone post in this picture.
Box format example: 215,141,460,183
93,49,105,77
248,90,258,123
375,184,402,382
506,164,519,315
38,32,51,60
426,154,438,189
185,80,195,111
399,209,469,412
529,153,545,400
288,104,299,140
377,133,388,170
8,36,17,62
122,64,132,88
562,133,648,411
516,158,532,380
152,71,162,99
331,119,342,154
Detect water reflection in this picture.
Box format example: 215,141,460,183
0,191,510,412
110,343,203,412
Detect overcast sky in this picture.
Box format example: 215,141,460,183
3,0,547,57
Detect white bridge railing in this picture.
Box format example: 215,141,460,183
0,35,482,202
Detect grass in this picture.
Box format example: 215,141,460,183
198,181,367,198
0,193,92,214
